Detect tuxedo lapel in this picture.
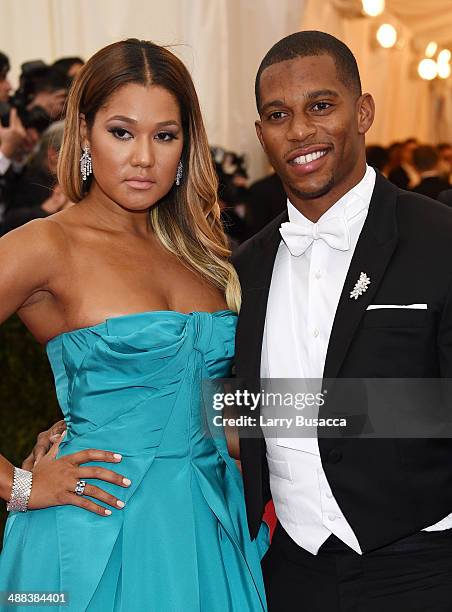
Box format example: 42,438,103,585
323,173,399,380
235,210,288,380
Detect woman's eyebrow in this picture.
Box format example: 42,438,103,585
106,116,180,128
107,114,137,124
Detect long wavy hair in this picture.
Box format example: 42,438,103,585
58,39,241,311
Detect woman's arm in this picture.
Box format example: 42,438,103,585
0,219,131,515
0,456,14,502
0,218,64,329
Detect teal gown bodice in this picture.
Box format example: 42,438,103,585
0,310,268,611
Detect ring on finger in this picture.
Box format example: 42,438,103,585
74,480,87,496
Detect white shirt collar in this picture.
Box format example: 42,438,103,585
287,164,376,227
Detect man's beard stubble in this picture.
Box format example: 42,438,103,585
288,174,335,201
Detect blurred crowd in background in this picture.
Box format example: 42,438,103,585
1,50,452,251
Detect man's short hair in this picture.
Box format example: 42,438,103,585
18,65,71,104
255,30,362,112
33,67,71,94
412,145,439,172
0,51,10,79
53,57,84,76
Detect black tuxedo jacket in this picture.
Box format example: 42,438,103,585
232,172,452,552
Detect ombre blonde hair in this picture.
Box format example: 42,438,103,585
58,39,241,311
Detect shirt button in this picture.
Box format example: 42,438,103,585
313,328,319,338
315,270,321,280
328,514,336,521
326,491,333,499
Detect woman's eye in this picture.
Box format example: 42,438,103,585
312,102,332,112
268,111,288,121
109,127,133,140
155,132,176,142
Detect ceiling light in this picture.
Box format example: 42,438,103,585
362,0,385,17
438,49,451,64
418,58,438,80
425,42,438,58
376,24,397,49
437,62,451,79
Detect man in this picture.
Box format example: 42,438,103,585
22,30,452,611
0,52,12,103
0,52,32,178
387,137,419,189
412,144,450,200
233,31,452,610
2,121,73,235
25,65,69,121
0,52,39,225
437,142,452,180
52,56,84,79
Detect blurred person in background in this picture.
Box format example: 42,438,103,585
1,61,69,177
0,52,12,103
2,121,73,234
53,56,84,79
365,144,389,175
387,138,419,189
0,52,40,222
412,144,450,200
212,146,251,245
437,142,452,181
246,168,286,235
0,53,40,175
24,64,70,122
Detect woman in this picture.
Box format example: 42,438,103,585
0,39,267,611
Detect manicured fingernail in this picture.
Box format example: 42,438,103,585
61,430,67,439
117,500,125,508
122,478,131,486
113,453,122,461
105,509,112,515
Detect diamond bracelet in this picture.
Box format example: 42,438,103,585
6,467,33,512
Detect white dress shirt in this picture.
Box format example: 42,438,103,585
261,165,452,555
0,150,12,176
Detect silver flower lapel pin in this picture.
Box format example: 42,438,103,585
350,272,371,300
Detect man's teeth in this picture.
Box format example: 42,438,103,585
292,150,327,165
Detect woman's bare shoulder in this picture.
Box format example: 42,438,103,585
0,208,80,256
1,215,67,253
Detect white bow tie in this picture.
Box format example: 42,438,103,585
279,215,351,256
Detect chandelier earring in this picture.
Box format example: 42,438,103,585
175,160,183,186
80,145,92,181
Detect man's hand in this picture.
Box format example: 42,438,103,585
21,419,67,470
0,108,28,161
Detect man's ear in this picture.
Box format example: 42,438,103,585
79,113,89,149
357,93,375,135
255,119,266,153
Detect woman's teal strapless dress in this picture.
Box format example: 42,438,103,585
0,310,268,611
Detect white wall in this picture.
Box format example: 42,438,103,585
0,0,305,180
1,0,449,180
